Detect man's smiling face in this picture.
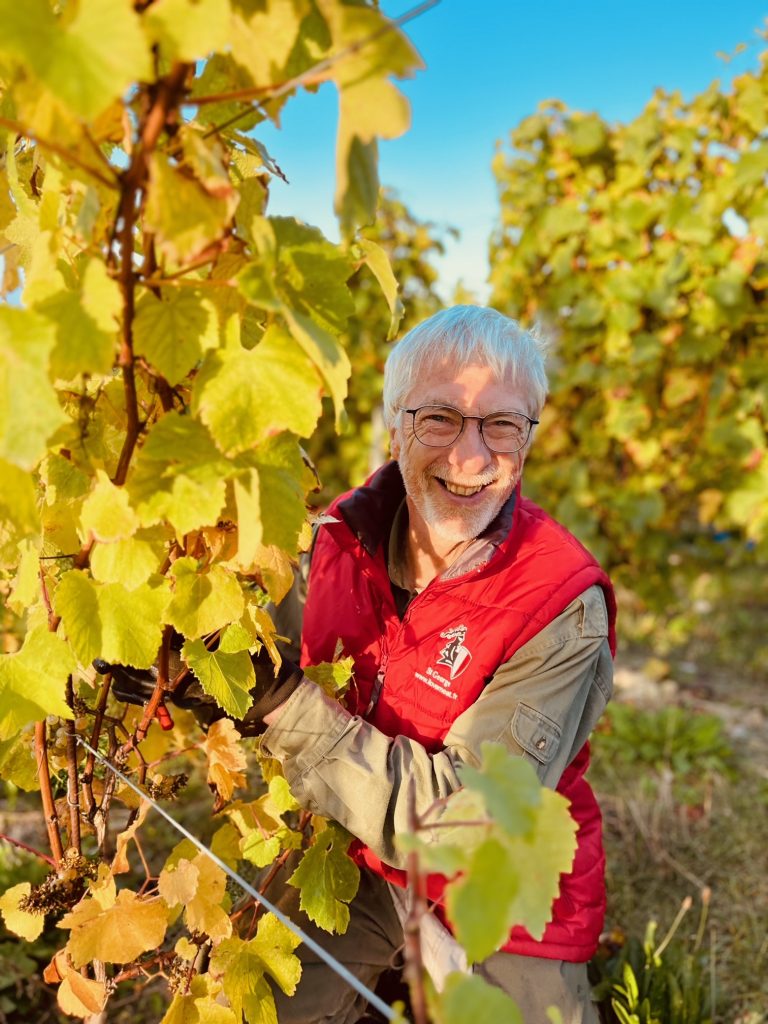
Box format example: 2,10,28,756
390,362,533,549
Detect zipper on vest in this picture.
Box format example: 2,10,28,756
366,649,389,716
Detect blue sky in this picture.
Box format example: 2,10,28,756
260,0,768,299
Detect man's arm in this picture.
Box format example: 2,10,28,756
260,585,612,869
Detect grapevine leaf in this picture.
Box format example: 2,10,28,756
429,972,523,1024
231,469,263,570
444,836,520,963
89,864,117,910
288,823,360,933
143,0,231,62
90,529,168,588
144,153,237,265
242,976,280,1024
323,4,419,234
0,460,39,563
0,0,152,120
183,853,232,942
211,822,243,868
458,741,541,836
60,890,169,967
218,621,255,654
0,306,64,470
237,218,353,424
127,413,230,536
163,993,238,1024
355,237,404,339
0,730,39,791
52,570,100,667
112,799,151,874
54,570,169,669
191,326,324,454
0,882,45,941
234,434,311,554
57,963,107,1018
7,540,41,614
80,470,140,542
240,600,282,668
246,543,295,603
101,577,168,667
161,974,238,1024
0,627,75,739
267,776,299,815
250,912,302,996
211,915,301,1022
167,557,245,638
183,643,254,726
133,288,219,387
174,937,199,963
229,0,304,87
39,451,91,556
158,857,200,908
36,260,121,379
281,307,350,430
302,657,355,698
241,831,281,869
495,788,579,940
201,718,249,798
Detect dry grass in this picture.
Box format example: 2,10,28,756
590,709,768,1021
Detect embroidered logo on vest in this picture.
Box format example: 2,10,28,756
436,625,472,680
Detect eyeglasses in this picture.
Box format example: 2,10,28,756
402,405,539,454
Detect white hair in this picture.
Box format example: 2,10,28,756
382,305,549,429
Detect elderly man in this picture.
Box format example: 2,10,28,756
106,305,615,1022
256,305,616,1023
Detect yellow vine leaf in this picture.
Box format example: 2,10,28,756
80,469,140,543
183,853,232,943
247,542,295,604
158,857,200,908
112,799,151,874
59,885,169,967
203,718,248,802
161,973,238,1024
57,962,107,1018
0,882,45,941
240,599,282,669
174,936,198,962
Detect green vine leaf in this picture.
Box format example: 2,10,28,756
0,628,75,739
288,823,360,934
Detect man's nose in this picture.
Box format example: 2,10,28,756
447,419,492,472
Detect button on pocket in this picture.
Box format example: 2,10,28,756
511,703,561,764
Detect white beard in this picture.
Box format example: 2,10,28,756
399,457,515,544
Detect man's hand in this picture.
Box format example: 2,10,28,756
94,638,304,736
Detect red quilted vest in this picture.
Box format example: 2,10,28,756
301,462,617,962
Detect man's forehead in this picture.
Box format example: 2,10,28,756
406,361,531,412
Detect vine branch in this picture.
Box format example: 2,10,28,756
0,832,57,868
113,62,191,486
35,722,64,869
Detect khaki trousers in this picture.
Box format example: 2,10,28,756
265,863,598,1024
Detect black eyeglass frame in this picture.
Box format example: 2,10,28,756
402,405,540,454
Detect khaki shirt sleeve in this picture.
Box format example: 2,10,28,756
260,585,613,870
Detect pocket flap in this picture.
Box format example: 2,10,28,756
511,703,561,765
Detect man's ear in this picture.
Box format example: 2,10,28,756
389,425,400,460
